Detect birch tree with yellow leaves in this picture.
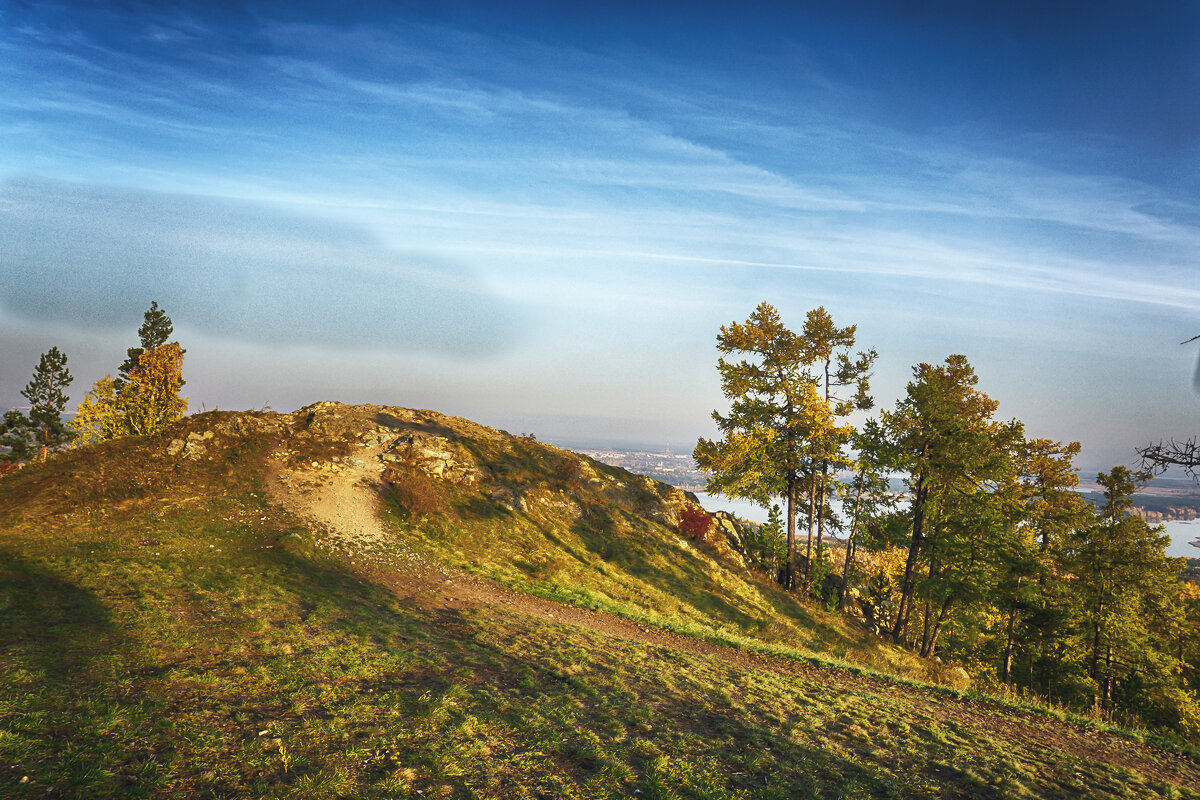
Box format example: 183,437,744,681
72,303,187,443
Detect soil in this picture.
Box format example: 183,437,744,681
268,441,1200,793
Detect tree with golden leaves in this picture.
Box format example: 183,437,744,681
73,344,188,443
72,303,188,444
695,303,814,590
71,375,124,445
695,303,872,592
120,342,187,436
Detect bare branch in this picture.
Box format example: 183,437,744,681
1137,438,1200,481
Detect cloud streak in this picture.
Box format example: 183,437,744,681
0,178,523,357
1,2,1198,465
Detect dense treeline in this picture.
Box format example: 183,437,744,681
696,302,1200,741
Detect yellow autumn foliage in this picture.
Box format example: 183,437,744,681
71,375,125,445
71,344,188,443
121,342,188,436
1181,581,1200,603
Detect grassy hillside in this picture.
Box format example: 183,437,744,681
1,403,1198,799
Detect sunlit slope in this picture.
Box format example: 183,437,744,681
0,401,919,672
273,403,916,675
2,404,1198,799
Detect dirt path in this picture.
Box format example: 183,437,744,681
268,448,1200,793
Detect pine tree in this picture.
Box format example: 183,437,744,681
1066,466,1185,714
116,302,183,391
694,303,827,590
798,308,876,591
0,409,35,461
695,303,874,594
3,347,73,461
1000,438,1092,688
878,354,1024,649
744,503,786,574
837,421,897,612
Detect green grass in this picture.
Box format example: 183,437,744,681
380,466,930,684
1,410,1197,798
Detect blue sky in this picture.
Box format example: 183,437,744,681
1,0,1198,470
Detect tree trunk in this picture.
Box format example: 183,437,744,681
1002,578,1022,684
891,479,927,644
1089,600,1104,710
817,357,836,565
922,595,955,659
1102,645,1113,711
803,469,817,591
815,462,827,575
838,536,856,612
837,468,866,612
920,593,935,657
785,474,797,591
918,557,949,659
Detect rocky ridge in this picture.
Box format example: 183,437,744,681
161,401,754,568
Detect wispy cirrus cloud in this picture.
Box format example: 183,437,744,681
0,177,524,357
2,1,1198,464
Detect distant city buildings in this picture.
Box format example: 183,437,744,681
577,448,706,491
579,448,1200,536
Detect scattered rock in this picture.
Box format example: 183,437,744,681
166,430,218,459
941,665,971,691
386,431,485,486
489,485,520,512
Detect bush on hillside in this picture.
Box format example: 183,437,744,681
386,470,445,520
554,457,582,487
679,505,712,541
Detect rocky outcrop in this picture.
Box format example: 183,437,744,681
166,429,216,459
381,431,486,486
158,401,745,573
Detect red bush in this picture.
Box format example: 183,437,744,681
679,505,712,541
386,470,445,519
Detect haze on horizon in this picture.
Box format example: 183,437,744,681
1,0,1198,473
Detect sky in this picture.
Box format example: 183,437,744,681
1,0,1198,472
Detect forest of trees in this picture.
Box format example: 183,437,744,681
696,302,1200,740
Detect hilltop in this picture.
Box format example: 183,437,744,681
2,402,1198,799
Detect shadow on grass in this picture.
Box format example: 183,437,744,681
0,549,118,683
236,547,920,798
0,532,1084,799
258,551,998,800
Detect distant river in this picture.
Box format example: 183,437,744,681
694,492,769,524
1164,520,1200,560
697,493,1200,560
